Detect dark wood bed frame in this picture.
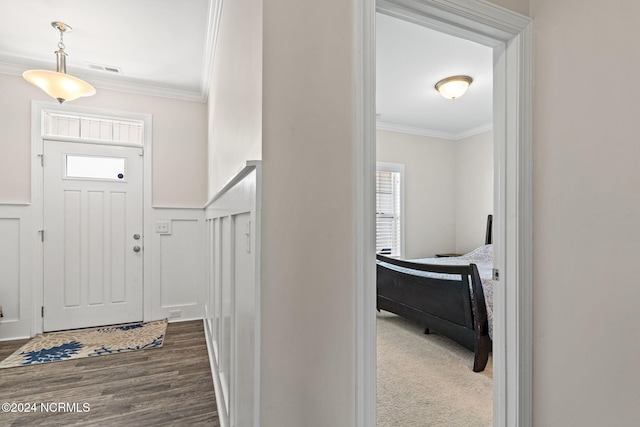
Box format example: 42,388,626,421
376,214,493,372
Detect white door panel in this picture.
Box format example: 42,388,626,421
43,140,143,331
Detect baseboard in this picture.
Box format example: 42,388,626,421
0,335,30,342
167,316,203,324
0,318,32,341
204,319,229,427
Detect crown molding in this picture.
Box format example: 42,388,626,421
199,0,224,104
453,121,493,139
0,61,26,76
87,75,207,103
0,61,207,103
376,120,492,140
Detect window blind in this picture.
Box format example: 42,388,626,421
376,170,401,256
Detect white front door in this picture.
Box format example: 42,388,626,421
43,140,143,331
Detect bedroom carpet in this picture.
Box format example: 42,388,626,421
377,311,493,427
0,319,167,369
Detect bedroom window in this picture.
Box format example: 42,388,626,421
376,162,404,257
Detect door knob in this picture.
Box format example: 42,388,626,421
133,245,141,252
133,233,141,240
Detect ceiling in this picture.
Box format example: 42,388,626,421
0,0,215,102
0,2,491,137
376,12,493,139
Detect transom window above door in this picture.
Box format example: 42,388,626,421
44,112,143,144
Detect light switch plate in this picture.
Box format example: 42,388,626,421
155,220,171,234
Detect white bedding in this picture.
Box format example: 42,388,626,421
410,244,494,339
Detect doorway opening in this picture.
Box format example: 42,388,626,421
375,10,495,423
31,102,154,335
355,1,533,426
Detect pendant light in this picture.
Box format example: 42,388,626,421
23,22,96,104
435,75,473,100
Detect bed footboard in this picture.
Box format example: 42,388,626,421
376,254,490,372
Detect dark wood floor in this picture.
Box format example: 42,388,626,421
0,320,219,426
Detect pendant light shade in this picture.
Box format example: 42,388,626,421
435,75,473,100
23,70,96,103
23,22,96,104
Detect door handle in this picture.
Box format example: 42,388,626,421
133,245,141,252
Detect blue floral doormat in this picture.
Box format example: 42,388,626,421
0,319,167,369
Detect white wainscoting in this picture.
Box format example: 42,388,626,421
0,204,33,341
150,208,207,322
204,161,261,427
0,204,206,341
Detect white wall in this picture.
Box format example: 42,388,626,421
455,131,493,254
207,0,263,197
376,129,493,258
0,76,32,203
376,129,456,258
261,0,356,425
530,0,640,425
488,0,529,16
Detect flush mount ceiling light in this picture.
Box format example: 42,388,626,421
23,22,96,104
435,75,473,100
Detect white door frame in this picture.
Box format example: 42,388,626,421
355,1,533,426
30,101,154,336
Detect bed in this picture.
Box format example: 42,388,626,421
376,216,494,372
